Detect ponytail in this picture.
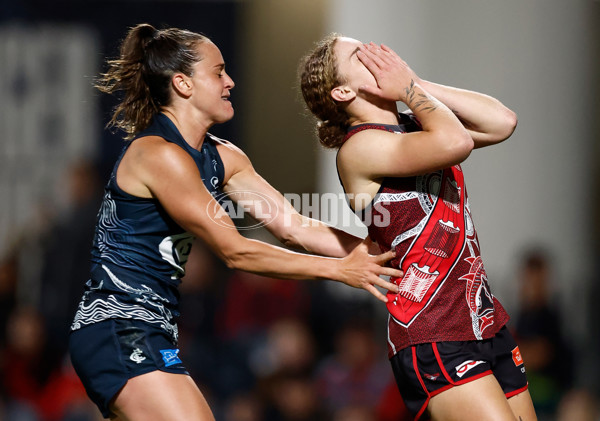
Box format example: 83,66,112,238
299,34,349,149
316,120,349,149
95,23,209,139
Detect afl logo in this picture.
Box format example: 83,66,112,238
208,190,279,231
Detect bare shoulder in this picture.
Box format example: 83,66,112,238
122,135,199,187
116,136,197,198
211,135,254,181
212,136,249,162
126,135,196,172
338,129,399,167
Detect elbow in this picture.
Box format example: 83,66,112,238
427,128,474,169
222,250,241,270
281,233,299,249
449,129,475,164
223,251,252,271
491,108,518,143
502,109,518,140
223,254,241,270
220,242,251,271
461,130,475,155
280,226,304,249
275,214,304,249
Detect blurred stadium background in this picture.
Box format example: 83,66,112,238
0,0,598,420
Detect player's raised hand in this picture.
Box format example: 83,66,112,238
356,42,421,104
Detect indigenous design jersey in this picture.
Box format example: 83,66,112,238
342,114,509,358
71,113,225,341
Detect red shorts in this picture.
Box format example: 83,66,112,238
390,326,528,420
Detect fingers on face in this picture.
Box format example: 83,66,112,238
380,44,394,55
362,44,386,66
357,48,377,70
367,43,398,67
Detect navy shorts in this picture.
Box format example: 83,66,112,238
68,319,188,418
390,326,528,420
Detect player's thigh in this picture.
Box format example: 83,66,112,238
427,374,517,421
507,389,537,421
110,370,215,421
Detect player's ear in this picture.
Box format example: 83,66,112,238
172,73,192,98
331,85,356,102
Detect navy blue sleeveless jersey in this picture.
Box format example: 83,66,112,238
71,113,225,341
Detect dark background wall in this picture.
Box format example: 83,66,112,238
0,0,241,178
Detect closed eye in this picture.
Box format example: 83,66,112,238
214,64,226,78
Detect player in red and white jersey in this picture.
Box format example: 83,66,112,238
299,35,538,421
344,116,510,355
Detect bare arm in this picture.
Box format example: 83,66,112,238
122,138,401,301
417,80,518,148
339,43,473,180
219,141,370,257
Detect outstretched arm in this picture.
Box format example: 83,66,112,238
416,79,518,148
129,138,401,302
220,140,375,258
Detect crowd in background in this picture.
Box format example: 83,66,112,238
0,158,598,421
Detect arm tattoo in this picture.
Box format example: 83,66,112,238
404,79,438,113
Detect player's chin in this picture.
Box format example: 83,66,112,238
216,107,234,123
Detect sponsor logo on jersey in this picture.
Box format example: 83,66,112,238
455,360,485,378
160,349,182,367
423,372,440,381
512,346,523,366
130,348,146,364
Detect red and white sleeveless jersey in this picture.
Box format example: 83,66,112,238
343,117,510,358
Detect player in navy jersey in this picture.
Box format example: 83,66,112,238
68,24,405,421
299,35,538,420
